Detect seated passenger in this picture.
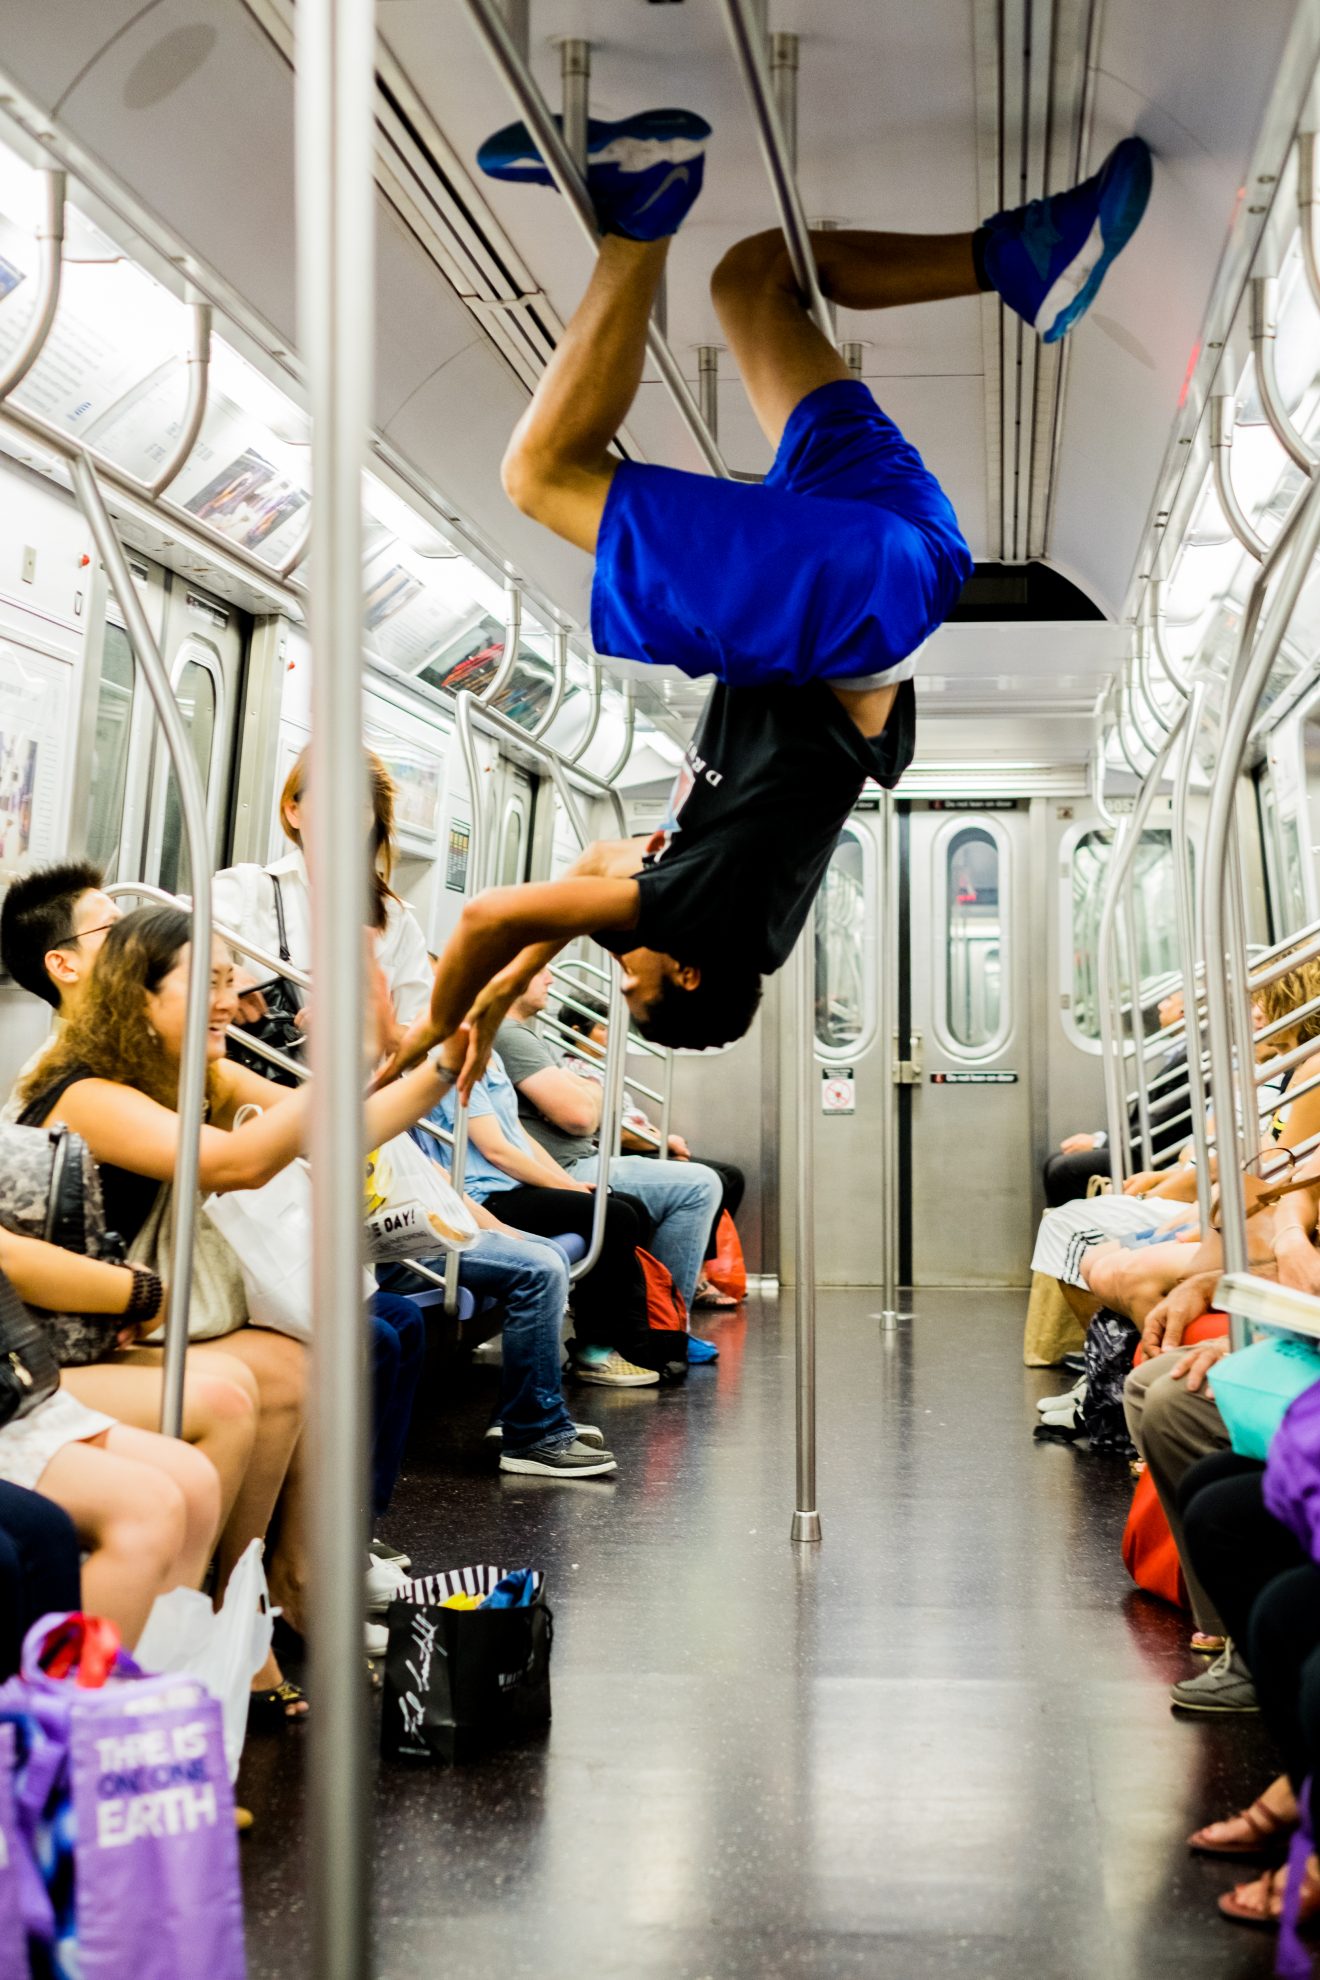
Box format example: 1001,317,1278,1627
13,904,460,1707
0,860,121,1101
495,967,722,1313
0,1255,221,1648
557,991,747,1306
1044,987,1189,1205
0,1480,80,1677
429,1049,665,1387
214,745,432,1069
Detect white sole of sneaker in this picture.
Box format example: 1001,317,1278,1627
573,1369,659,1388
499,1453,618,1478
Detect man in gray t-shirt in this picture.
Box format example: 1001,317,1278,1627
495,969,722,1313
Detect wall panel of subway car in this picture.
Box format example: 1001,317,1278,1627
8,0,1320,1975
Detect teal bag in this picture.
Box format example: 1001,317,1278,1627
1212,1334,1320,1461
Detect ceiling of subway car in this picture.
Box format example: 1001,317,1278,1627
0,0,1303,757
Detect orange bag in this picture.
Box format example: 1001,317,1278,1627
1122,1311,1230,1611
705,1212,747,1303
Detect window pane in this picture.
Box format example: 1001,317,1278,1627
946,827,1002,1048
159,659,216,897
1070,828,1178,1040
86,623,135,877
814,828,867,1051
499,806,525,886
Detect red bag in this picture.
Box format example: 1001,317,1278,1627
705,1212,747,1303
637,1247,687,1333
1122,1312,1230,1610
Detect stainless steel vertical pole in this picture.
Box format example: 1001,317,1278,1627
877,788,903,1328
559,38,591,176
842,342,865,381
697,346,720,446
296,0,374,1971
790,922,820,1544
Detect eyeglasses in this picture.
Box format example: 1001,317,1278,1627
51,919,118,951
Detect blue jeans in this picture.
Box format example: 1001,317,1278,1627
369,1293,426,1518
458,1231,576,1452
567,1153,722,1310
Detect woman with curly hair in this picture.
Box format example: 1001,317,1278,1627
16,903,461,1715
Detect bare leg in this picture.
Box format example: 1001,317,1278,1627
501,234,671,552
712,226,979,448
38,1440,190,1646
63,1354,258,1528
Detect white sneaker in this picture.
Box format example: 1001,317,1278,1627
365,1620,388,1658
365,1555,410,1615
1036,1375,1086,1415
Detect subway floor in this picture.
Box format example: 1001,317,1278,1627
237,1290,1278,1980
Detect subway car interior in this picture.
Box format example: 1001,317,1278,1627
6,1,1320,1976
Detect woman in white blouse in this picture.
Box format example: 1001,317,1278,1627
213,745,433,1042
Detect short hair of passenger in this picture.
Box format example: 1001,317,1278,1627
1259,956,1320,1046
637,958,764,1051
558,993,608,1041
17,904,218,1115
280,745,401,933
0,860,105,1008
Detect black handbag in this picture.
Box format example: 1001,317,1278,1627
226,873,306,1087
0,1264,60,1429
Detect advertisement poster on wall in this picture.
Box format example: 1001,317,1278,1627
0,642,72,867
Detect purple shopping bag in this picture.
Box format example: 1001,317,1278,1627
69,1685,245,1980
0,1722,30,1980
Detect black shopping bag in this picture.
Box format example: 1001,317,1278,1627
381,1563,552,1764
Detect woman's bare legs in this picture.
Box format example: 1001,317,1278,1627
63,1354,257,1528
37,1437,193,1645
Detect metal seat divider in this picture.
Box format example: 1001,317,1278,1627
718,0,833,1545
1202,470,1320,1345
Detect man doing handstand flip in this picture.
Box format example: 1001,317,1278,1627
398,108,1151,1089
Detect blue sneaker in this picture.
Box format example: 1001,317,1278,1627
477,107,711,241
686,1334,719,1365
978,135,1152,344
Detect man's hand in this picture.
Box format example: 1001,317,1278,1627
667,1134,692,1161
1060,1133,1099,1155
1274,1226,1320,1295
1170,1338,1230,1396
455,978,520,1102
1140,1272,1216,1359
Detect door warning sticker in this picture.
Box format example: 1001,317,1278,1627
930,1071,1019,1084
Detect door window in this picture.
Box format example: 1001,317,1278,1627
944,825,1006,1051
814,826,873,1055
158,657,218,896
86,622,135,877
499,801,526,886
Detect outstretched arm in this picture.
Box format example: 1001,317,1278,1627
386,841,648,1091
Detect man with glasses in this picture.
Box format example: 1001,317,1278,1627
0,862,121,1105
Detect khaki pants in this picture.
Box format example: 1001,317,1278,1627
1124,1351,1232,1633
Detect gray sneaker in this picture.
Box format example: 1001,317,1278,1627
1170,1641,1259,1713
499,1436,618,1479
485,1419,605,1448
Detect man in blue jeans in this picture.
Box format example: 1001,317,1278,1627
390,111,1151,1091
495,972,721,1315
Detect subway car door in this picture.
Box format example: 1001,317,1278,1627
136,580,245,894
903,803,1034,1287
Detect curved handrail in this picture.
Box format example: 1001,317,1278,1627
459,0,727,476
1201,469,1320,1315
280,515,312,580
1131,629,1173,741
1299,132,1320,318
568,658,603,766
106,880,314,990
531,627,569,740
71,455,212,1442
1211,395,1267,561
149,296,213,498
599,680,636,786
0,171,66,403
1251,276,1317,476
482,578,521,707
1091,722,1120,829
1149,579,1192,699
1170,678,1215,1222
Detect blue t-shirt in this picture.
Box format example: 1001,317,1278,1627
428,1049,529,1202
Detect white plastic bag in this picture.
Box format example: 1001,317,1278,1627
133,1538,274,1781
204,1163,315,1342
364,1132,477,1261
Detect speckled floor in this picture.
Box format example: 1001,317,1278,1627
237,1290,1281,1980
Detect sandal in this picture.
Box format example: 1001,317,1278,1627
248,1678,308,1728
1219,1859,1320,1930
693,1278,738,1310
1191,1794,1296,1859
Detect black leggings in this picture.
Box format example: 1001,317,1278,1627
489,1185,647,1349
0,1481,80,1679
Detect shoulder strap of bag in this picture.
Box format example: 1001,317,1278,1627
269,871,292,963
